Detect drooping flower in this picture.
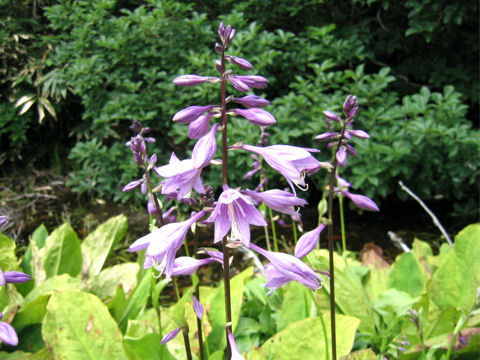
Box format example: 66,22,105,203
225,55,253,70
161,327,181,344
192,296,204,320
242,189,307,217
192,123,219,169
227,331,245,360
231,108,276,127
0,269,31,286
206,187,267,246
343,191,379,211
240,144,323,192
129,210,206,282
294,224,326,258
188,113,215,139
0,313,18,346
170,256,217,277
155,153,205,199
173,75,218,87
173,105,215,124
249,243,323,294
232,95,269,108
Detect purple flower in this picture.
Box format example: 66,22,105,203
232,95,269,108
170,256,216,277
249,243,323,294
0,216,7,227
294,224,326,258
347,129,369,138
240,144,321,192
315,132,338,142
173,105,215,124
192,296,204,320
232,108,276,127
235,75,268,89
336,146,347,167
0,269,31,286
218,23,236,45
129,211,206,282
0,313,18,346
227,76,250,92
192,123,219,169
227,331,245,360
173,75,218,87
323,111,341,123
155,153,205,199
188,113,215,139
242,189,307,216
343,191,379,211
161,327,181,344
343,95,359,118
225,55,253,70
206,187,267,246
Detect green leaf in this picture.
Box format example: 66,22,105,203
119,268,153,332
12,274,83,332
339,348,377,360
262,313,360,359
429,224,480,311
88,262,139,301
206,267,253,352
40,223,82,278
277,281,313,331
43,291,127,359
81,214,128,277
389,252,426,297
124,333,174,360
0,233,19,270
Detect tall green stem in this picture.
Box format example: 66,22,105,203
338,196,346,253
268,207,279,252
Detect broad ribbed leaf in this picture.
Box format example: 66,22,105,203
43,291,127,359
81,215,127,277
41,223,82,278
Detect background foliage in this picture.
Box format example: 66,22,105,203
1,0,478,215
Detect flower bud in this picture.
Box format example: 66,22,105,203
228,76,250,92
232,108,276,127
233,95,269,108
323,110,341,122
188,113,213,139
226,55,253,70
343,95,359,118
235,75,268,89
173,75,211,87
173,105,214,124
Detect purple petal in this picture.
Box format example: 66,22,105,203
192,124,219,169
122,179,143,192
315,132,338,142
294,224,325,258
323,111,341,122
173,75,213,87
0,216,7,227
228,76,250,92
235,75,268,89
226,55,253,70
336,146,347,167
3,271,31,284
171,257,213,277
344,191,379,211
173,105,214,124
227,331,245,360
192,296,204,320
232,95,269,108
0,320,18,346
161,327,181,344
188,113,213,139
347,129,370,138
233,108,276,127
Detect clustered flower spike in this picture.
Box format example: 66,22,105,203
316,96,379,212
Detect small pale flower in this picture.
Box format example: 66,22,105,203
192,296,204,320
336,146,347,167
343,191,379,211
170,256,215,277
0,313,18,346
232,108,276,127
227,331,245,360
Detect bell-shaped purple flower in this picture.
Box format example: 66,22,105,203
161,327,181,344
232,108,276,127
173,75,217,87
232,95,269,108
227,331,245,360
0,269,31,286
242,189,307,216
206,187,267,246
343,191,379,211
0,313,18,346
173,105,214,124
129,210,206,282
240,144,321,192
249,243,323,294
192,124,219,169
294,224,326,258
155,153,205,199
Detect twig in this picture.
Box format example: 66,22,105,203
398,181,453,246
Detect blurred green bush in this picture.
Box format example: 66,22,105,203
1,0,478,215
